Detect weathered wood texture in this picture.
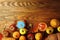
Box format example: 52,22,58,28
0,0,60,33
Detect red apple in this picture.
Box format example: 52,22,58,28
31,23,39,33
9,20,17,32
38,22,47,32
9,24,16,32
2,30,9,37
0,33,3,40
6,20,17,33
27,33,34,40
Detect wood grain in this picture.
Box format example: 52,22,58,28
0,0,60,34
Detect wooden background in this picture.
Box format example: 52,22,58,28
0,0,60,33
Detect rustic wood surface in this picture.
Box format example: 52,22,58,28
0,0,60,35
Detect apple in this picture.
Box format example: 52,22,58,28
19,36,26,40
46,27,54,34
9,24,16,32
32,23,39,33
2,30,9,37
57,26,60,32
27,33,34,40
38,22,47,32
35,33,42,40
6,20,17,33
20,28,27,35
16,21,25,29
50,19,59,28
0,33,3,40
13,31,20,39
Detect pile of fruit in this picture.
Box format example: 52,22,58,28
0,19,60,40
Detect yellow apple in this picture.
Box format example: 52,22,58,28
50,19,59,28
19,36,26,40
13,31,20,39
57,26,60,32
35,33,42,40
20,28,27,35
46,27,54,34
